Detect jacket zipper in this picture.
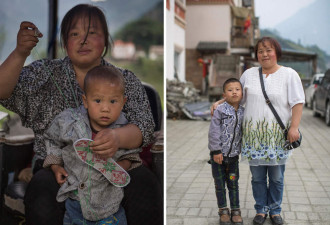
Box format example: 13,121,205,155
226,110,238,157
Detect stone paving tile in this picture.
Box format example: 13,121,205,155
186,208,200,216
166,108,330,224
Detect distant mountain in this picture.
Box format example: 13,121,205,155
260,29,330,75
0,0,162,62
114,1,163,52
274,0,330,55
142,1,163,22
59,0,163,33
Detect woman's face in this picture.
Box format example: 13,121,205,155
66,17,105,69
257,41,278,69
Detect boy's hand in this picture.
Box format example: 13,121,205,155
15,21,43,58
213,153,223,164
51,165,68,185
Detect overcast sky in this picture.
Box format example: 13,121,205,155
254,0,316,28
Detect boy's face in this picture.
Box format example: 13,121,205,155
82,80,126,132
223,82,243,106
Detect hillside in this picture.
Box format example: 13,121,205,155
114,1,163,52
0,0,162,62
274,0,330,55
261,29,330,76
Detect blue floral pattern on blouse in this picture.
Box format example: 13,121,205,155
241,117,292,165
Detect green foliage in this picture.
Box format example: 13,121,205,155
112,57,164,109
114,18,163,53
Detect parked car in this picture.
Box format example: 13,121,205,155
305,73,324,108
313,69,330,125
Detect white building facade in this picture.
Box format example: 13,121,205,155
166,0,186,81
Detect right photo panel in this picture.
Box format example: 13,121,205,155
166,0,330,224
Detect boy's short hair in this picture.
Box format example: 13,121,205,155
84,66,125,95
223,78,242,92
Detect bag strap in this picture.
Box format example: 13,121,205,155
258,67,286,130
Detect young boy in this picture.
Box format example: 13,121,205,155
43,65,142,225
208,78,244,225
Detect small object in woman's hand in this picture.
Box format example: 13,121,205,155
34,28,41,37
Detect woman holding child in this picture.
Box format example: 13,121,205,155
212,37,304,225
0,4,162,225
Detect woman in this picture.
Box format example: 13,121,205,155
212,37,304,225
0,4,162,225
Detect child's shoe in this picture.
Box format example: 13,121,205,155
231,209,243,225
218,208,231,225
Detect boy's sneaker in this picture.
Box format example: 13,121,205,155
231,209,243,225
218,208,231,225
253,214,267,225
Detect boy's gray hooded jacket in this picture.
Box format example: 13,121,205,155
43,105,141,221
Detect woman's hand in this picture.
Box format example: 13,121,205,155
287,127,300,143
15,21,43,58
288,103,303,143
51,165,68,185
213,153,223,164
90,128,120,159
210,99,225,116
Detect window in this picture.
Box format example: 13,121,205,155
174,51,180,78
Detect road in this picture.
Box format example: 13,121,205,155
166,107,330,225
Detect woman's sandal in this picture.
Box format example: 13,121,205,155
218,208,231,225
231,209,243,225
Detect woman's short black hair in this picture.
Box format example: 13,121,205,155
60,4,111,57
254,37,282,61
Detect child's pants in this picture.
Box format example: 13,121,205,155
63,198,127,225
211,156,240,209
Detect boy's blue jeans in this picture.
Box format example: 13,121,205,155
250,165,285,215
63,198,127,225
211,156,240,209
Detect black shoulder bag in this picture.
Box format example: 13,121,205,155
258,67,302,150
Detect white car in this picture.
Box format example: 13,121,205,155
305,73,324,108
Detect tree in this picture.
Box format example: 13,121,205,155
114,17,163,54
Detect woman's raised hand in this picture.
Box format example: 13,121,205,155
15,21,43,58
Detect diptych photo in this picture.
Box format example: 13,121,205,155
0,0,330,225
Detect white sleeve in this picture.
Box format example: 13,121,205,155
287,68,305,108
240,71,248,105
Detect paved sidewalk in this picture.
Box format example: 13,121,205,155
166,108,330,225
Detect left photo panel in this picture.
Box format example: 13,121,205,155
0,1,164,225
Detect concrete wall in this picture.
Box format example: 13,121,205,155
185,49,203,90
185,5,231,49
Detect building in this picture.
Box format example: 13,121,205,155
112,40,136,60
166,0,186,81
149,45,164,60
185,0,258,95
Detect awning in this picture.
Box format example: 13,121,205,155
196,41,228,52
231,6,251,19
